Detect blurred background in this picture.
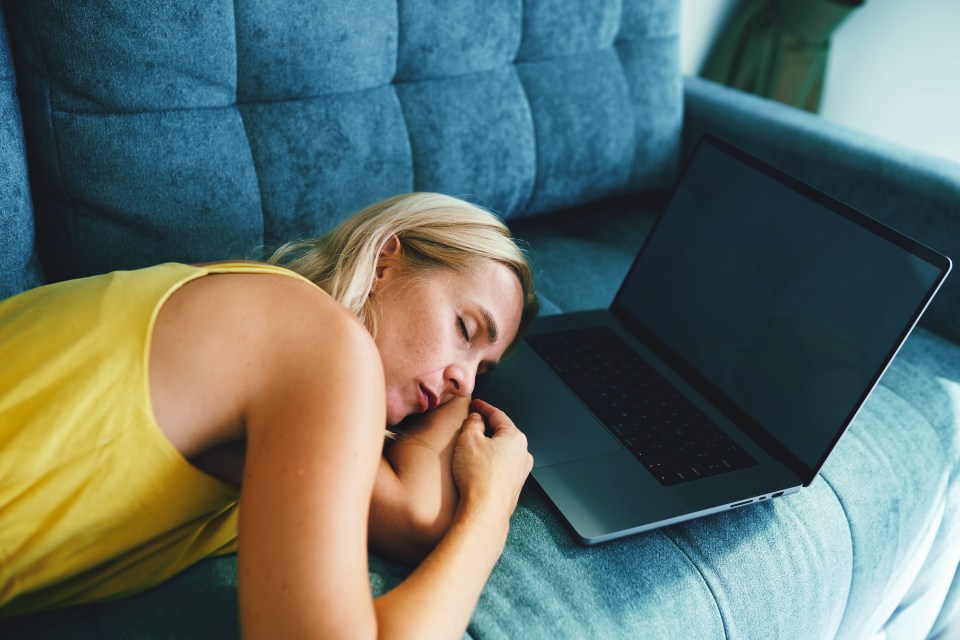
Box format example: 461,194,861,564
682,0,960,165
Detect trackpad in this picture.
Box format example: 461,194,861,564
476,366,622,468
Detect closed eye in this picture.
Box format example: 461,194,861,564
457,316,471,342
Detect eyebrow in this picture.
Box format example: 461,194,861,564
478,305,499,345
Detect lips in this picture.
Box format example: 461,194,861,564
418,384,439,412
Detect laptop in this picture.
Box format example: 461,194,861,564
476,134,952,545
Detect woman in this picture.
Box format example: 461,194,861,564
0,192,539,638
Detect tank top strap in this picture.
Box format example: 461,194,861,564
200,262,324,293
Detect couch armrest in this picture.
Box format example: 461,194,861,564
682,75,960,346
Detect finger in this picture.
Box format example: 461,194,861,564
460,412,485,435
470,399,513,432
470,398,496,413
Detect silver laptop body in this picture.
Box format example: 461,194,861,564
478,135,952,544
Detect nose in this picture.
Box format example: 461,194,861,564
446,363,476,399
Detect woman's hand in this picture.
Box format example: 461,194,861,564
373,400,533,638
369,396,470,564
451,399,533,535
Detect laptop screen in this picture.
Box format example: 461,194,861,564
614,137,949,476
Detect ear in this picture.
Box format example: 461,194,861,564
371,234,402,296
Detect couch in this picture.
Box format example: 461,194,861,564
1,1,958,638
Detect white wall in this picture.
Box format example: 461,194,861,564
680,0,960,166
680,0,738,76
820,0,960,165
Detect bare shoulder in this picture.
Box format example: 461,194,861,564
152,272,387,633
150,271,381,455
166,271,373,356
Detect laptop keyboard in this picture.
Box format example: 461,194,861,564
525,326,758,486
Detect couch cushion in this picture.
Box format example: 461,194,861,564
0,11,42,299
824,329,960,637
6,0,682,282
0,554,241,640
511,194,659,314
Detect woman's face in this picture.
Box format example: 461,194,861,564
370,248,524,427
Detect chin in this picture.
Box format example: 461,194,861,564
385,406,406,428
383,392,403,427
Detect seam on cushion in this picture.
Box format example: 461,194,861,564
50,83,398,115
815,472,857,635
514,42,622,66
49,96,355,116
660,530,729,639
391,87,417,194
612,0,624,44
393,63,518,86
877,379,945,448
516,0,530,64
868,380,957,483
614,31,677,45
510,0,537,217
30,3,79,258
516,32,677,66
611,39,640,194
380,1,413,192
512,42,645,215
816,473,851,544
231,0,266,248
231,0,239,103
392,0,401,84
511,64,538,216
509,0,524,66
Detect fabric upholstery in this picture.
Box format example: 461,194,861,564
2,2,960,638
511,195,659,313
5,0,682,282
0,557,241,640
0,10,41,300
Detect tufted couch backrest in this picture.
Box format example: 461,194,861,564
3,1,680,284
0,10,41,299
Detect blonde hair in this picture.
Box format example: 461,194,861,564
267,192,539,342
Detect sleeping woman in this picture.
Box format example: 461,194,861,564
0,192,539,638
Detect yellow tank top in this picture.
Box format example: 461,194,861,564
0,262,318,616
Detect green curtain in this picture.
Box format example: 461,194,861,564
700,0,864,112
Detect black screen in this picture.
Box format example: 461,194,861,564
616,141,944,471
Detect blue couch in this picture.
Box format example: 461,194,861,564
2,2,959,638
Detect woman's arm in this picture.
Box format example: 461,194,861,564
152,273,384,637
168,275,530,639
154,273,531,638
369,396,470,564
240,314,530,639
374,401,532,638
